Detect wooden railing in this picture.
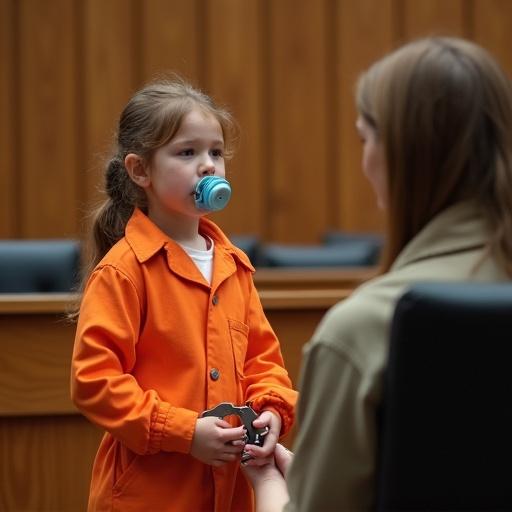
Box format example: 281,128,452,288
0,267,375,511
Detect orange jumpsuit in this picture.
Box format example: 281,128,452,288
71,208,297,511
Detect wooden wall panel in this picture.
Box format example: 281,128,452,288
0,416,102,511
473,0,512,77
203,0,265,237
0,0,16,237
335,0,394,233
401,0,466,40
81,0,139,226
18,0,79,238
4,0,512,244
142,0,201,83
0,313,77,415
268,0,329,242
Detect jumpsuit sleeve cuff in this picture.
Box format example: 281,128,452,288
149,402,198,454
250,391,295,437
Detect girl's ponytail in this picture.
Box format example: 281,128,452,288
68,156,143,320
92,157,137,260
87,155,146,271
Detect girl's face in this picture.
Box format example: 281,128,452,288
144,107,226,223
356,115,387,210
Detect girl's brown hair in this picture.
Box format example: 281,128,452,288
71,76,238,318
356,37,512,275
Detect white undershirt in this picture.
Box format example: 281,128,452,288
178,236,214,285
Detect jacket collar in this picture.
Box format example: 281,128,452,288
392,201,490,271
125,208,254,284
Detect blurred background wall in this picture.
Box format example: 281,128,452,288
1,0,512,245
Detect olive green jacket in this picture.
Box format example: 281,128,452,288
285,201,509,512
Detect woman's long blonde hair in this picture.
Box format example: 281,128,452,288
357,37,512,275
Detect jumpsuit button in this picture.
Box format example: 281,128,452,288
210,368,220,381
212,295,219,305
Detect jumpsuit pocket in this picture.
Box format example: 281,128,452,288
112,441,139,493
228,318,249,379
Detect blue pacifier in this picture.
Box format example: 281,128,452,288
194,176,232,212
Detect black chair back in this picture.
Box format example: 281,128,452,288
376,282,512,511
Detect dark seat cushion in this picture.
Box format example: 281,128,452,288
259,243,378,267
322,230,383,265
0,240,80,293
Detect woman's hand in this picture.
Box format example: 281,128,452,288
242,444,293,512
243,443,293,474
274,443,294,477
242,452,281,485
190,416,246,466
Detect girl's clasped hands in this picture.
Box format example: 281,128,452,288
191,410,283,467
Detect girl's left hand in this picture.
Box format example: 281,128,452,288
244,409,281,463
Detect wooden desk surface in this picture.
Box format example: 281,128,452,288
254,266,377,290
0,288,354,314
0,292,76,313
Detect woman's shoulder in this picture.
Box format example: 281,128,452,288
316,273,402,335
308,273,406,373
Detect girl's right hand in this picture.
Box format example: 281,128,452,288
190,416,246,466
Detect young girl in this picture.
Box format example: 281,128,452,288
70,77,297,512
243,36,512,511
